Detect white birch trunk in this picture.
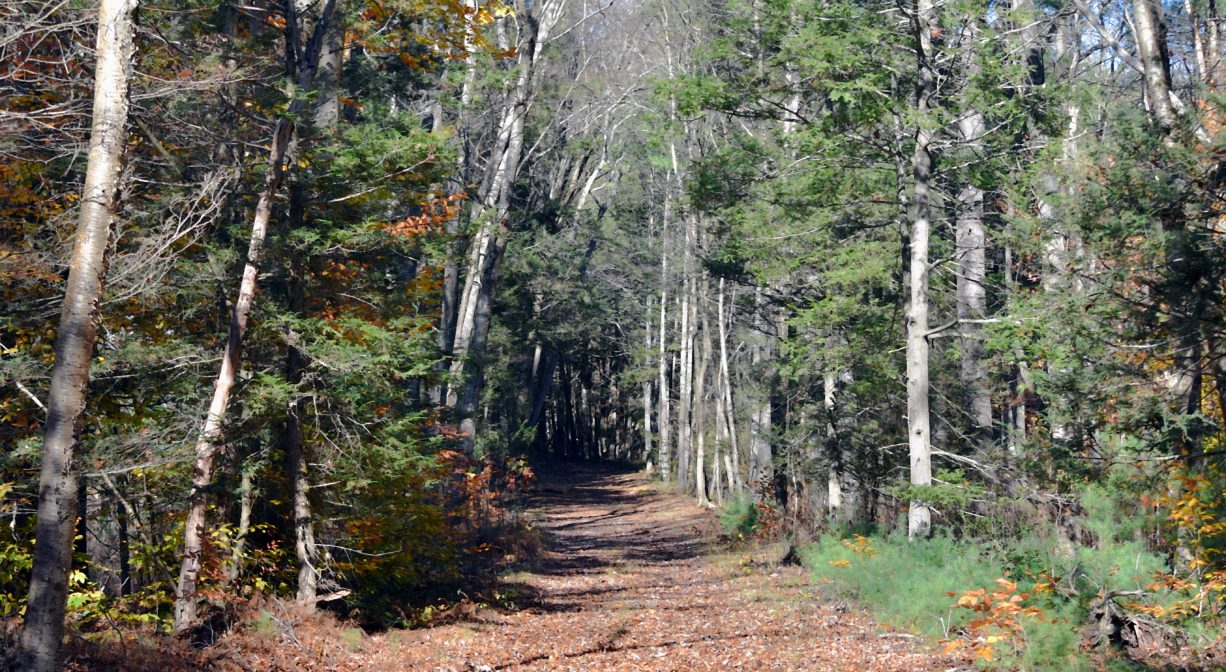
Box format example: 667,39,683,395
694,276,712,506
717,279,742,493
446,0,566,448
676,248,693,490
657,210,673,482
823,368,843,517
642,309,654,462
19,2,137,667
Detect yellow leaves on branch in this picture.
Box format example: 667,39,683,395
1130,567,1226,621
841,534,877,557
355,1,515,66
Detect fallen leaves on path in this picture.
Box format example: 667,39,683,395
59,464,970,671
383,465,966,671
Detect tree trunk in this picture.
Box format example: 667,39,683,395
955,28,991,450
748,288,774,499
174,0,335,632
117,491,130,596
312,1,343,129
285,313,318,606
446,0,566,447
286,0,342,605
657,223,673,482
694,277,713,506
1132,0,1179,133
676,256,694,491
642,310,654,463
1207,0,1224,91
824,367,843,518
717,279,742,493
19,1,137,668
906,0,937,540
224,450,256,583
527,349,558,448
1132,0,1205,469
438,0,482,382
453,230,509,448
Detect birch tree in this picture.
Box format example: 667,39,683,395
446,0,569,451
19,1,138,668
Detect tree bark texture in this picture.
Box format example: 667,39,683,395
657,221,673,483
716,279,742,493
676,253,694,490
19,1,137,669
748,288,774,499
906,0,936,540
1132,0,1179,133
955,29,991,450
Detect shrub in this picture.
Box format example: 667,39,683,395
720,496,759,540
802,532,1089,670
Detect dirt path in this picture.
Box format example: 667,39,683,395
385,463,964,672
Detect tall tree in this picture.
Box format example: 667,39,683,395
905,0,937,540
18,1,138,668
174,0,337,632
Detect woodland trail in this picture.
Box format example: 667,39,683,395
60,463,970,672
386,463,966,672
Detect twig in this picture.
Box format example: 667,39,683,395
14,381,46,412
269,598,306,650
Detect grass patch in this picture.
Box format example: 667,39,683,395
800,530,1139,671
340,626,365,651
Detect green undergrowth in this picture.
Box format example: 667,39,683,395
801,531,1093,670
719,496,759,540
789,487,1204,671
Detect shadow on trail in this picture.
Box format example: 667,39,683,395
503,461,711,608
388,459,962,671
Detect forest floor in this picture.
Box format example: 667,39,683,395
380,462,968,672
64,463,970,671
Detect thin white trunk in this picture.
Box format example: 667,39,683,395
717,279,742,493
642,310,654,462
695,276,712,506
224,456,255,583
906,0,936,540
823,369,843,516
658,211,673,482
676,255,693,490
175,0,335,631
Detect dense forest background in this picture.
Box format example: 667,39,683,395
3,0,1226,669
